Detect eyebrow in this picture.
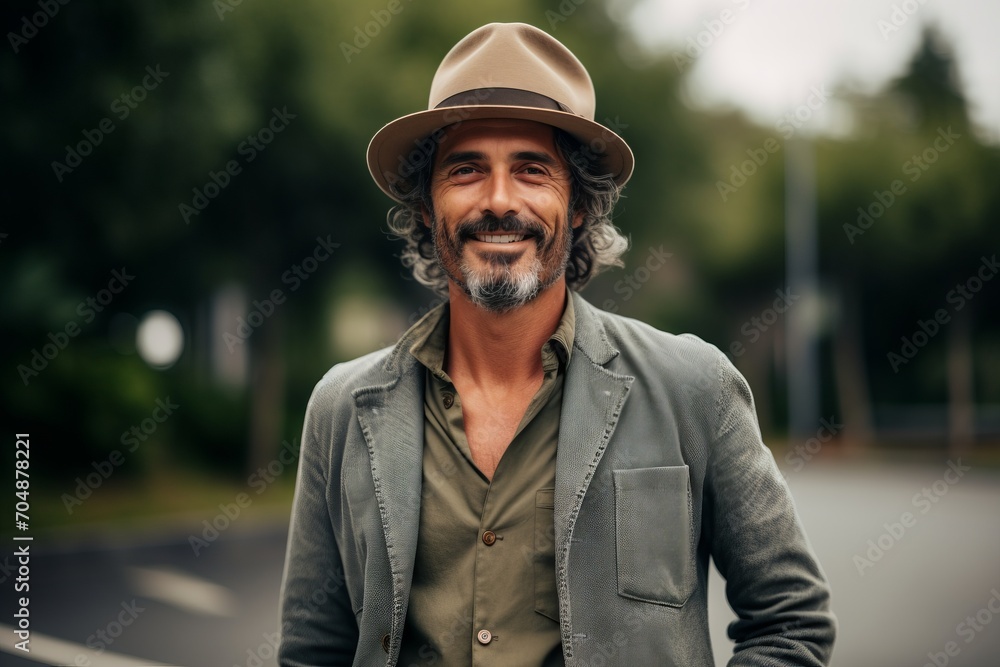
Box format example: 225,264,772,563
437,151,486,170
514,150,559,166
435,149,561,171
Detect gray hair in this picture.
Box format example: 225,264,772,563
385,129,628,295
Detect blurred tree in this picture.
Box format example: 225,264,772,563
815,27,1000,450
4,0,998,520
2,0,715,495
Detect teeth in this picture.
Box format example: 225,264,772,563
475,233,526,244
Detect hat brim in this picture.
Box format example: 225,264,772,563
367,105,634,203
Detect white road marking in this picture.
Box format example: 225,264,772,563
0,624,174,666
128,566,238,618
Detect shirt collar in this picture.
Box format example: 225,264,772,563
409,287,576,379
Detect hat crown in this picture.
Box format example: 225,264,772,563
428,22,596,120
367,22,633,202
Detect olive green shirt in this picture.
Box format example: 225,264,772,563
397,294,575,667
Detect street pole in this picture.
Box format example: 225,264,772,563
785,138,820,440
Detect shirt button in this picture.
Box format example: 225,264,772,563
381,634,391,653
482,530,497,546
443,393,454,408
477,629,493,645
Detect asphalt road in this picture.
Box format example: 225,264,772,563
1,460,998,666
0,519,289,667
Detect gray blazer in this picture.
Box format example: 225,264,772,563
279,293,835,666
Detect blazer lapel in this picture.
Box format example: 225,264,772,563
554,294,633,564
353,345,425,640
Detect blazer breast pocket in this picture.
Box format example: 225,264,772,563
613,465,695,607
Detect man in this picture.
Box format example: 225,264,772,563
279,22,835,667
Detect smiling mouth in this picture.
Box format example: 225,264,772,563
473,233,530,244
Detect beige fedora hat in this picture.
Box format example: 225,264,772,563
367,22,634,202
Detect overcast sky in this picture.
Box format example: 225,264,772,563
620,0,1000,143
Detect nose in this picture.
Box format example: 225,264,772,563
481,172,520,220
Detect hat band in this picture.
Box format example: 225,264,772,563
434,87,575,114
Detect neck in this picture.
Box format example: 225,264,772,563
444,278,567,388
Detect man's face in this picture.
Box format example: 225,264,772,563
424,119,582,313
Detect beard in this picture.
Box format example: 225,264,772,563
431,212,573,313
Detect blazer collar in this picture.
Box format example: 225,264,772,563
568,291,619,366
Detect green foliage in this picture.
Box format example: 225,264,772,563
3,1,998,503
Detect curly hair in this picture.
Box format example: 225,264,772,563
385,128,628,295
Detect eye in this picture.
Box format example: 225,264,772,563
520,164,549,178
449,165,479,179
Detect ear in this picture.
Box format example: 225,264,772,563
420,203,433,228
571,208,585,229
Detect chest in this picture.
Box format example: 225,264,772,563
460,387,539,479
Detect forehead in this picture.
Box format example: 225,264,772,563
434,119,560,161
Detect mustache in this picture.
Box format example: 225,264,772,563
455,214,546,241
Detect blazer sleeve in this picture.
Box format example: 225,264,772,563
703,349,837,666
279,376,359,666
